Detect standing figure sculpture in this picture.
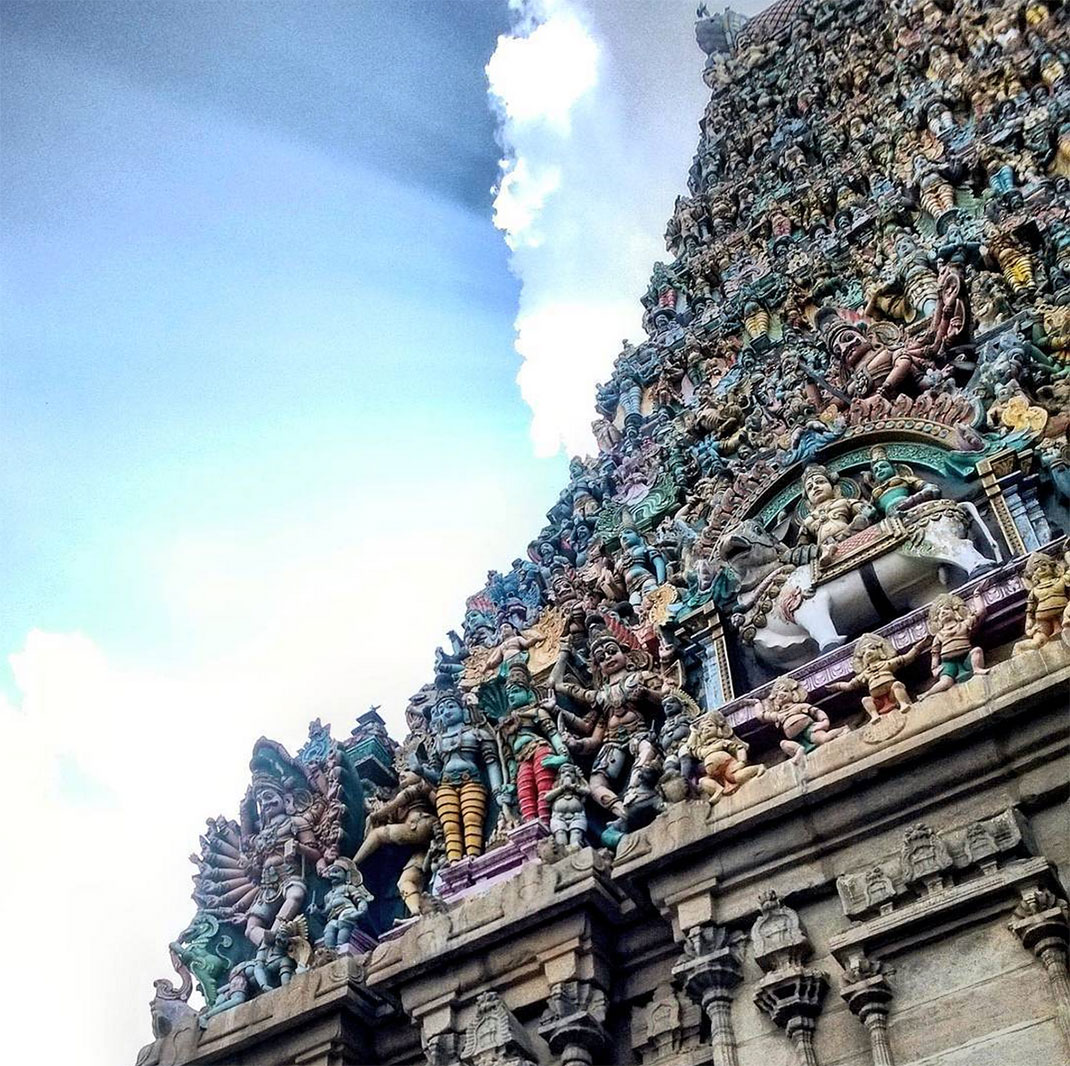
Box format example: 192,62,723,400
925,593,988,695
314,859,372,950
354,769,436,916
831,633,924,718
552,621,665,819
545,762,590,850
415,689,504,863
500,663,568,824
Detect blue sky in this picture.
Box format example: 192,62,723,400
0,2,767,1062
2,0,575,697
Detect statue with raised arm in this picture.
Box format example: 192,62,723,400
552,619,665,818
313,858,372,950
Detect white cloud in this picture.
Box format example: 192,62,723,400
487,0,714,458
486,6,598,130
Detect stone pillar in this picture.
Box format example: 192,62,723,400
538,980,608,1066
1009,887,1070,1056
750,891,829,1066
671,924,746,1066
840,957,895,1066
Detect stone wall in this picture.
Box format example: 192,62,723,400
137,643,1070,1065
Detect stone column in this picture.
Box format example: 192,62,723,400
538,980,608,1066
840,957,895,1066
1009,887,1070,1056
671,924,746,1066
750,891,829,1066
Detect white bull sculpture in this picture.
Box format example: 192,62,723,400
717,505,998,668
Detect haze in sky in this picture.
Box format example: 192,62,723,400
0,1,767,1061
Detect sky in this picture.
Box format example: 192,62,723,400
1,1,766,1062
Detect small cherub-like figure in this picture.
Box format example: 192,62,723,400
925,594,988,695
1014,552,1069,653
681,709,764,803
545,762,590,850
314,858,372,950
753,676,848,760
830,633,925,718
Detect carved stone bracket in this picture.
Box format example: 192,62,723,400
424,1030,463,1066
1009,886,1070,1057
672,923,746,1066
538,980,607,1066
840,956,896,1066
750,892,829,1066
460,992,537,1066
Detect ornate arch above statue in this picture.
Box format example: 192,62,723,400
739,421,990,532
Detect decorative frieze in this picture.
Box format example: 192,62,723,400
460,992,537,1066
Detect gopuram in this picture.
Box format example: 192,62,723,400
138,2,1070,1064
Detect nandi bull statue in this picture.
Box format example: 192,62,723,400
715,496,998,668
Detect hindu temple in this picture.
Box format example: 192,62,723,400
137,1,1070,1064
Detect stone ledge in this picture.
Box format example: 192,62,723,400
611,642,1070,891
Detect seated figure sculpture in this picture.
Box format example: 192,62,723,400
867,446,941,516
797,464,875,564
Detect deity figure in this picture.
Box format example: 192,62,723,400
552,622,665,818
415,690,504,862
797,464,874,564
545,762,590,850
924,594,988,695
499,663,568,824
236,746,331,949
484,620,545,675
830,634,925,718
354,769,436,916
252,917,309,991
313,859,372,950
199,962,257,1026
752,676,848,760
866,446,940,516
680,709,764,803
617,527,669,605
865,230,940,323
1014,552,1069,653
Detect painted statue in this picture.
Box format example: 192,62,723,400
552,621,665,819
680,708,764,803
752,676,848,759
354,769,436,916
415,689,504,862
313,859,372,950
545,762,590,850
924,593,988,694
1014,552,1069,652
830,633,925,718
499,663,568,823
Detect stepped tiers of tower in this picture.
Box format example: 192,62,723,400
138,3,1070,1065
